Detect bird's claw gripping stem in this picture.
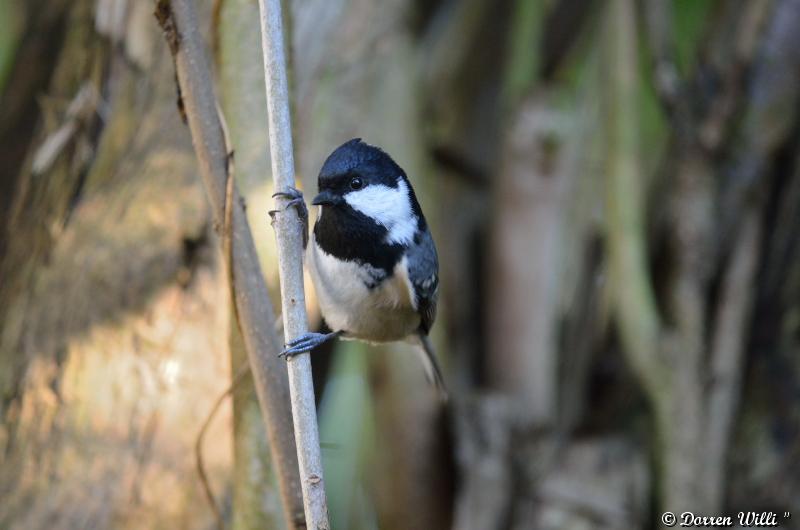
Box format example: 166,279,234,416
269,186,309,247
278,331,341,359
269,186,306,218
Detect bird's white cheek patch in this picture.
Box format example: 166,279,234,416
344,179,417,245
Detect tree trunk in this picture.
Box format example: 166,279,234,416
0,1,238,527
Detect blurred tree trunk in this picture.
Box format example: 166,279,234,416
0,1,248,527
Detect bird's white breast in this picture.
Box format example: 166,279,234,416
307,234,420,343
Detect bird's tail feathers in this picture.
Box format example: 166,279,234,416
416,333,449,403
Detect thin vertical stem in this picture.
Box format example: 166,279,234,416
256,0,330,527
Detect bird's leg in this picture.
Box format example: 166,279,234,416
269,186,309,248
279,330,343,359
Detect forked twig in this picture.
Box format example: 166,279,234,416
195,361,251,530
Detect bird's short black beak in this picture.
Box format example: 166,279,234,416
312,190,339,206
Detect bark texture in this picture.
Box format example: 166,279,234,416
0,1,233,527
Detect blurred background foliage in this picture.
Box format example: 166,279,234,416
1,0,799,529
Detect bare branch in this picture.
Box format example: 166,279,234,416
154,1,306,527
195,361,251,530
195,317,285,530
702,1,800,510
257,0,331,527
703,212,760,510
604,0,669,405
696,0,773,152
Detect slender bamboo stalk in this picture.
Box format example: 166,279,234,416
256,0,331,527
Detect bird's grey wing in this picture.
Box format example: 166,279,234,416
406,229,439,334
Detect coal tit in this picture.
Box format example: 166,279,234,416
274,139,446,400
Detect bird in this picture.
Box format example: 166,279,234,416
272,138,447,401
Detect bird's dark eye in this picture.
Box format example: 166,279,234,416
349,177,364,190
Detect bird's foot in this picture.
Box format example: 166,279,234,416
269,186,309,247
269,186,307,221
279,330,342,359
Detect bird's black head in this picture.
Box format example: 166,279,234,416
312,138,408,207
311,139,428,270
